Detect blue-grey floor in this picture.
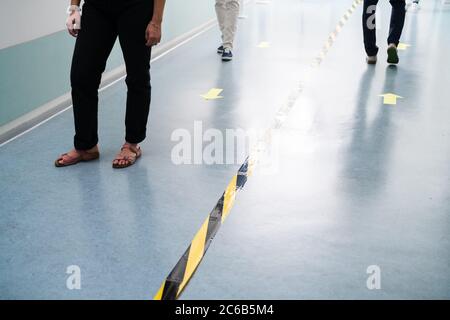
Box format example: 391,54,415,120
1,0,449,299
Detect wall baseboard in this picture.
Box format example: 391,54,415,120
0,18,218,146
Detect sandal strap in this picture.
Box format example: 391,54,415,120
59,148,98,161
60,152,81,161
115,145,140,162
121,144,140,154
114,155,132,161
57,152,82,165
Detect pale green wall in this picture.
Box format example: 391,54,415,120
0,0,216,127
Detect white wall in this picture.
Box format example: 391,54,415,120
0,0,217,50
0,0,216,127
0,0,68,49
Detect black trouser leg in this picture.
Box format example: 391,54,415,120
118,1,153,144
362,0,379,56
71,1,117,150
388,0,406,46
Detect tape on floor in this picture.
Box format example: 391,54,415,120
154,160,251,300
154,0,363,300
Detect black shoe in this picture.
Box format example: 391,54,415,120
387,44,399,64
222,48,233,61
217,45,224,54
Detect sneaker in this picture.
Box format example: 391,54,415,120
217,45,224,54
407,0,420,11
387,43,399,64
366,55,377,65
222,48,233,61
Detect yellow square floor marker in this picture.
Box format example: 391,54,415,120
201,88,223,100
397,43,411,50
380,93,403,105
258,41,271,48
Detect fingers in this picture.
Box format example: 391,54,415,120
69,29,79,37
146,35,161,47
145,29,152,46
66,13,81,38
67,24,79,37
74,15,81,30
145,37,154,47
67,24,77,37
146,36,160,47
145,24,162,47
145,29,157,47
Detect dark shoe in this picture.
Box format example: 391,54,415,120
222,48,233,61
387,43,399,64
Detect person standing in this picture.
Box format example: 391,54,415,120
56,0,166,169
362,0,406,64
215,0,240,61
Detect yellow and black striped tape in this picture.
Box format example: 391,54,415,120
154,159,253,300
154,0,362,300
313,0,362,67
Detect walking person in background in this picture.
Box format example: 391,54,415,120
362,0,406,65
411,0,420,10
56,0,166,169
215,0,240,61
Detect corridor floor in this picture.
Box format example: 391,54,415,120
0,0,449,299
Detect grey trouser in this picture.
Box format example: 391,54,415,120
215,0,240,49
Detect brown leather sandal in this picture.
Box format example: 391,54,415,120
55,147,100,167
112,144,142,169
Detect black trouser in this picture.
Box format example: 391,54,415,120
362,0,406,56
71,0,154,150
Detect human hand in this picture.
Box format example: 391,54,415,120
66,10,81,37
145,21,162,47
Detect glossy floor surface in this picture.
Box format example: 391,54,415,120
1,0,449,299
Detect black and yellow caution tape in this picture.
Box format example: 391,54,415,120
154,159,253,300
268,0,363,133
312,0,362,67
154,0,362,300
